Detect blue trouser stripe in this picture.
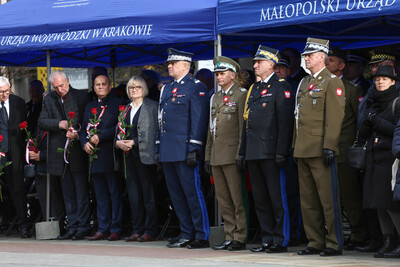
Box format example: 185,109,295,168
330,159,343,250
280,168,290,247
194,162,210,239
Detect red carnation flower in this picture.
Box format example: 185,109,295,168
119,105,125,112
19,121,28,130
0,134,3,143
91,108,97,115
68,111,75,119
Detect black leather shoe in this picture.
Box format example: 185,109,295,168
250,243,271,252
343,240,366,251
168,233,182,244
227,240,246,251
266,244,288,253
384,245,400,258
212,240,231,250
20,227,32,238
167,238,193,248
297,247,322,255
320,247,342,256
355,242,380,252
72,230,89,241
57,230,76,240
187,239,210,249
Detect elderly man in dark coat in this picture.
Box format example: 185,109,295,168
80,75,126,241
0,76,30,238
38,70,91,240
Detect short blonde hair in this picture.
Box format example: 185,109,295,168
126,76,149,98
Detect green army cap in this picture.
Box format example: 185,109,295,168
302,37,329,55
213,56,240,73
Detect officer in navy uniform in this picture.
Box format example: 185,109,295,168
238,45,294,253
156,48,210,249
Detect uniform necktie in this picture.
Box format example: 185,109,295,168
1,102,8,125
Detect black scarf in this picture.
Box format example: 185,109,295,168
370,84,398,114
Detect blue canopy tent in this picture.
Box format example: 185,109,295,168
0,0,217,67
217,0,400,57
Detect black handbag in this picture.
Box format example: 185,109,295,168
347,140,367,170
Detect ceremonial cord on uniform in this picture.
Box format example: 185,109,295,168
243,83,254,127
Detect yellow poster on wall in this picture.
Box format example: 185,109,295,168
37,67,63,91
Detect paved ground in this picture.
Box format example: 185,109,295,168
0,235,399,267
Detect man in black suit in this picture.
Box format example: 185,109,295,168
80,75,125,241
0,76,30,238
26,80,44,134
38,71,91,240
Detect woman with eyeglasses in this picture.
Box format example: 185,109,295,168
115,76,159,242
359,65,400,258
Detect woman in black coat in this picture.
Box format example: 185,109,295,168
115,76,158,242
359,65,400,258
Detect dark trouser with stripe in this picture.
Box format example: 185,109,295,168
298,157,343,251
247,159,290,246
162,161,210,240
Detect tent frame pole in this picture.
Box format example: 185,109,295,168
46,50,51,222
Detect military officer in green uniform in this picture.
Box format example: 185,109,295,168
326,48,367,250
294,38,345,256
205,56,248,251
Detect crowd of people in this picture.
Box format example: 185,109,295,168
0,36,399,258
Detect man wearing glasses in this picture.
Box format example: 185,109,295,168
0,77,30,238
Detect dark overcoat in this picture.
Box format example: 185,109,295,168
38,88,90,176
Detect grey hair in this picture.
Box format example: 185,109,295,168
49,70,68,83
126,76,149,98
0,76,11,88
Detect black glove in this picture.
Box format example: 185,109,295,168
323,149,335,167
186,151,198,168
236,155,246,172
204,161,212,176
275,154,287,168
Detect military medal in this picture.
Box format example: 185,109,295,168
223,96,229,103
262,103,267,107
172,98,175,102
261,89,267,96
309,83,315,90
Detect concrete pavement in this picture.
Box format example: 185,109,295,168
0,235,399,267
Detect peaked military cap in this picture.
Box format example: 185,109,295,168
372,64,399,80
328,48,346,62
302,37,329,55
166,48,193,63
346,52,367,64
369,50,396,65
253,45,279,64
213,56,240,73
276,53,291,68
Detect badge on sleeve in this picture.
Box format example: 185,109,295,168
284,91,291,98
336,88,343,96
309,83,315,90
261,89,267,96
223,96,229,103
358,96,364,103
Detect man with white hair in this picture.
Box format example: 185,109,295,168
0,77,30,238
39,71,91,240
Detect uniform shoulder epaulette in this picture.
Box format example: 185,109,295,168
194,79,201,83
279,78,285,82
330,74,336,78
349,80,358,87
240,88,247,92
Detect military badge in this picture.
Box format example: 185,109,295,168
223,96,229,103
268,85,271,88
284,91,291,98
309,83,315,90
199,92,206,96
358,96,363,103
172,88,177,94
312,88,322,92
336,88,343,96
172,98,176,102
262,103,267,107
261,89,267,95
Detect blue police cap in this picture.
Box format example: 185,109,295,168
166,48,193,63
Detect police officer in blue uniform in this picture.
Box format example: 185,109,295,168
239,45,294,253
156,48,210,249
